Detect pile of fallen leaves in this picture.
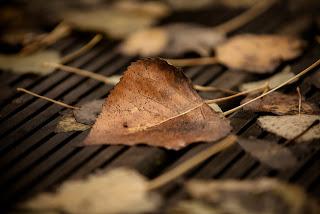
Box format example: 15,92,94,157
1,0,320,213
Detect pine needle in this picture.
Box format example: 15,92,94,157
61,34,103,64
16,88,79,110
20,22,71,55
193,84,237,94
147,135,237,190
43,62,117,85
205,83,268,104
165,56,219,67
296,86,302,116
213,0,277,34
223,59,320,116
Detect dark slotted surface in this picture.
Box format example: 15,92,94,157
0,2,320,213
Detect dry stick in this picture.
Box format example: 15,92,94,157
147,135,237,190
16,88,79,110
20,22,72,55
284,120,320,145
193,84,237,94
43,62,117,85
223,59,320,116
165,0,277,67
296,86,302,116
61,34,103,64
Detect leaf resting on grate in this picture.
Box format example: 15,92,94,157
83,58,231,150
121,23,225,57
169,179,320,214
215,34,305,73
73,99,104,125
258,115,320,142
238,137,297,170
241,92,320,115
23,168,160,214
0,50,60,75
63,1,170,39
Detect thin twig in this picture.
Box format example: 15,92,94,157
147,135,237,190
284,120,320,145
193,84,237,94
61,34,103,64
16,88,79,110
212,0,277,33
165,57,219,67
205,83,268,104
20,22,72,55
296,86,302,116
43,62,117,85
223,59,320,116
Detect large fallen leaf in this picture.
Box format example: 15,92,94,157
258,115,320,142
73,99,104,125
239,66,295,91
215,34,305,73
83,58,231,150
64,1,170,39
170,179,320,214
0,50,60,75
238,137,297,170
23,168,160,214
241,92,320,115
55,112,90,133
121,23,225,57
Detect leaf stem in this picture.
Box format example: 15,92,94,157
296,86,302,116
61,34,103,64
147,135,237,190
16,88,79,110
193,84,237,94
165,56,219,67
212,0,277,34
20,22,72,55
223,58,320,116
43,62,117,85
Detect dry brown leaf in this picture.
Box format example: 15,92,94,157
23,168,160,214
215,34,305,73
170,179,320,214
239,66,295,91
55,112,90,133
241,92,320,115
0,51,60,75
83,58,231,150
73,99,104,125
238,137,297,170
64,1,170,39
258,115,320,142
121,24,225,57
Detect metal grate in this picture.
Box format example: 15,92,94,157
0,2,319,212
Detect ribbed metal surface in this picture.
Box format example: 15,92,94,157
0,2,319,212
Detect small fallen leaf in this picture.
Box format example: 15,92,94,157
64,1,170,39
239,66,295,91
238,137,297,170
215,34,305,73
121,23,226,57
241,92,320,115
258,114,320,142
83,58,231,150
55,112,90,133
23,168,160,214
0,51,60,75
170,178,320,214
73,99,104,125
